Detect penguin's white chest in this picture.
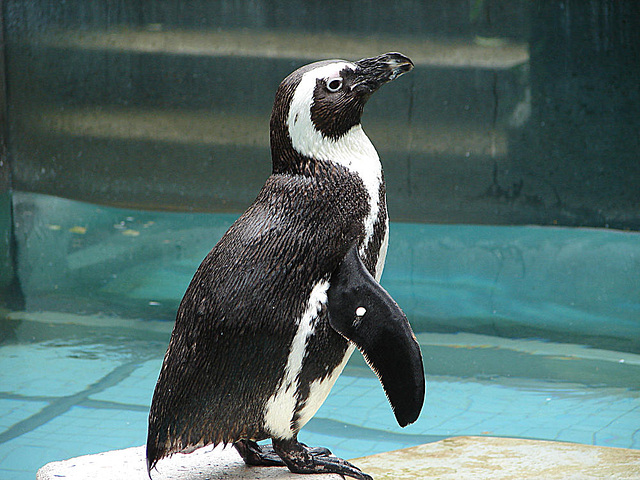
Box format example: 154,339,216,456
292,210,388,433
263,281,330,439
263,199,388,440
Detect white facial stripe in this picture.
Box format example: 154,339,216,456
263,280,329,439
287,61,354,158
287,62,382,257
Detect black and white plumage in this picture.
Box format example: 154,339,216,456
147,52,424,480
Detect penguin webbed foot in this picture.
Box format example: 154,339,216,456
273,437,373,480
235,439,369,478
234,439,285,467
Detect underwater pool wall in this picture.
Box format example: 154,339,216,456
384,223,640,351
10,192,640,353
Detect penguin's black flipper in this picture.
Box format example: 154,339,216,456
327,244,425,427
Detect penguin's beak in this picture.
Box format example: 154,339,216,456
351,52,414,97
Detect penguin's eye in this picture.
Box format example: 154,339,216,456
326,77,343,93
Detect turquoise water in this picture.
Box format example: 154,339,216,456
1,192,639,480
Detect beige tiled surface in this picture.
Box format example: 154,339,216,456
354,436,640,480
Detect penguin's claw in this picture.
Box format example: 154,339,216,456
300,443,333,457
273,438,373,480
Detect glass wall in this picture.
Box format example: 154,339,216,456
4,1,637,228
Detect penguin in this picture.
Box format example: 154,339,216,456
147,52,424,480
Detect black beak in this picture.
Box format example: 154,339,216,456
352,52,414,96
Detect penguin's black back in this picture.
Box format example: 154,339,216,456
147,163,370,466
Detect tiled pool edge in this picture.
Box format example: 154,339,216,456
37,436,640,480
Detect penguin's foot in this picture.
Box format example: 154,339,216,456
234,439,285,467
273,437,373,480
234,440,335,468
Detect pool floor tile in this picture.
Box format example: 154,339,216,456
88,358,162,406
1,342,639,480
1,373,639,480
0,405,149,480
313,372,640,455
0,343,122,398
0,399,49,431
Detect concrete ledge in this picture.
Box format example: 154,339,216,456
354,436,640,480
37,437,640,480
36,444,342,479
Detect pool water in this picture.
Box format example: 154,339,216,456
1,192,639,480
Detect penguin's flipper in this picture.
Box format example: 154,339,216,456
327,244,425,427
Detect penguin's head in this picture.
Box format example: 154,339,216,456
270,52,414,174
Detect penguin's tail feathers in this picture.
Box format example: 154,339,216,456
146,441,160,478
